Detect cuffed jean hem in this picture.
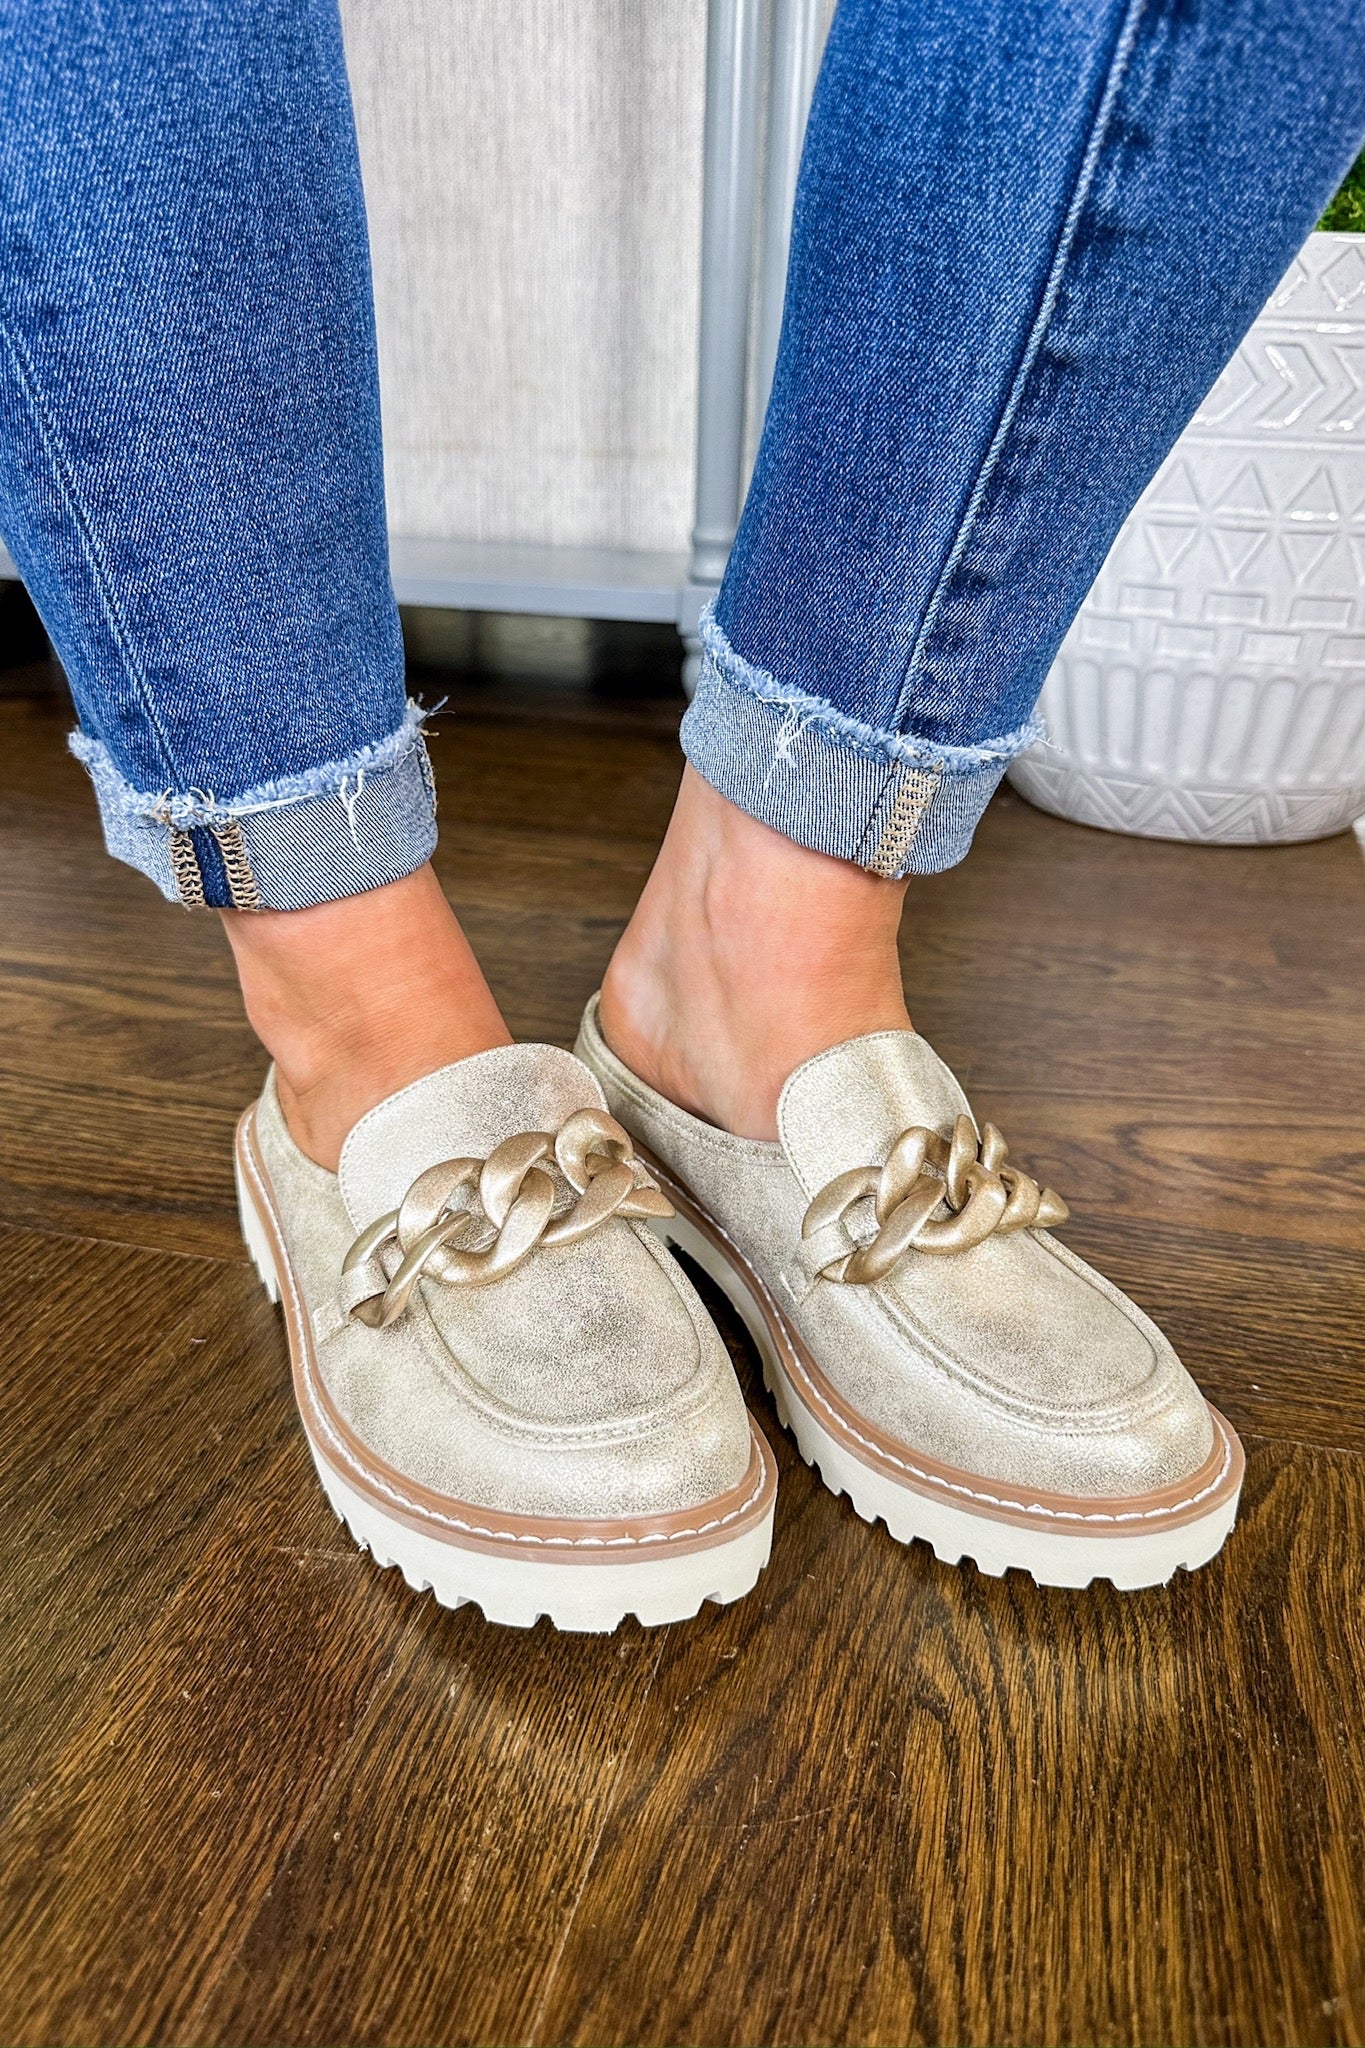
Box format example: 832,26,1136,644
70,700,438,910
680,607,1042,877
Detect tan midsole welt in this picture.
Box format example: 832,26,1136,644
642,1144,1244,1540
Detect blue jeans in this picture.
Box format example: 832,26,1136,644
686,0,1365,874
0,0,424,910
1,0,1361,907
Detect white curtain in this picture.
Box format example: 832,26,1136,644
340,0,707,557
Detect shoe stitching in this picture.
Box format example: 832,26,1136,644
667,1174,1235,1529
777,1120,1176,1431
618,1084,1191,1440
586,1019,1232,1523
340,1217,730,1452
292,1115,729,1450
788,1330,1233,1527
243,1120,771,1550
863,1249,1178,1435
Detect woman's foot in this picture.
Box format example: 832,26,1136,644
238,1043,776,1631
576,996,1246,1591
222,862,511,1170
600,766,913,1139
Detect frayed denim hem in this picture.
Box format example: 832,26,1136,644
71,701,439,909
68,699,432,827
696,604,1043,774
682,608,1040,877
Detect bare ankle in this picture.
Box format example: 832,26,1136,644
602,767,911,1139
222,865,510,1170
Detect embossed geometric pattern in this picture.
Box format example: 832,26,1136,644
1009,752,1365,845
1011,234,1365,844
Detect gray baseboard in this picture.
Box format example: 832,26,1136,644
389,537,689,623
0,536,700,630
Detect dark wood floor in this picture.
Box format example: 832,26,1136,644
0,660,1363,2048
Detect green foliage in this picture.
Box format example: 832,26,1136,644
1319,148,1365,233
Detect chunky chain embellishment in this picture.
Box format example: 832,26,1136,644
165,817,261,910
168,826,207,907
210,818,263,911
342,1108,673,1328
801,1115,1068,1284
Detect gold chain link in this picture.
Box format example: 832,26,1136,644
343,1107,673,1327
802,1115,1068,1284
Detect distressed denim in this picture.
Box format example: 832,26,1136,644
2,2,1363,905
684,0,1365,875
0,0,426,910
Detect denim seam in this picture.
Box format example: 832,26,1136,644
890,0,1149,727
700,602,1042,776
864,766,942,876
0,315,183,781
69,698,432,829
855,764,895,869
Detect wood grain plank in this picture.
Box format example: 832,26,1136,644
0,1426,421,2048
0,1156,670,2048
965,1093,1362,1252
1,674,1364,2048
188,1618,667,2048
1051,1215,1365,1457
0,1200,434,2048
533,1433,1365,2048
0,1227,294,1816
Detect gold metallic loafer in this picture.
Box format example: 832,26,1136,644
235,1043,777,1632
576,996,1242,1591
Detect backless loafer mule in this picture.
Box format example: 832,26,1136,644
234,1043,776,1632
576,997,1243,1590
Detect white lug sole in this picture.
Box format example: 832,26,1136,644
298,1445,773,1633
658,1208,1241,1593
235,1138,775,1634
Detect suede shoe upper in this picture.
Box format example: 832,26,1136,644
576,996,1215,1502
255,1042,753,1521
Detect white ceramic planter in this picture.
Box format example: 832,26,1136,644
1008,232,1365,843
